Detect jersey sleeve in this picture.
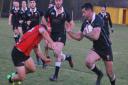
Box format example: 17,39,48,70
40,11,44,17
80,21,86,32
38,9,44,17
10,9,14,14
93,16,103,28
44,8,51,19
25,10,31,21
80,19,87,32
65,11,72,22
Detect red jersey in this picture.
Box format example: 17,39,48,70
16,25,43,56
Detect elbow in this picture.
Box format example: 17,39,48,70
77,37,82,41
92,32,100,40
93,36,99,41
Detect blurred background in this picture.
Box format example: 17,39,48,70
0,0,128,25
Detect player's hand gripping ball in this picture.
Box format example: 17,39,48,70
83,24,93,35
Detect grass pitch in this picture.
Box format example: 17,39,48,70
0,19,128,85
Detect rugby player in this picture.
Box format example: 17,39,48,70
66,3,116,85
8,0,20,42
42,0,74,81
7,24,55,84
98,5,113,43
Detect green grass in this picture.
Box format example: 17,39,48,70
0,18,128,85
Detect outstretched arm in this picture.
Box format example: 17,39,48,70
39,26,54,45
65,23,83,41
67,31,84,41
8,14,12,25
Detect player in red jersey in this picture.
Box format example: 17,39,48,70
7,24,55,83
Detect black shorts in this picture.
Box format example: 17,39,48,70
12,22,19,30
12,25,18,30
22,23,28,34
51,32,66,45
11,47,30,67
93,47,113,61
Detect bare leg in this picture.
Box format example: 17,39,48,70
104,61,116,85
85,50,103,85
11,57,36,82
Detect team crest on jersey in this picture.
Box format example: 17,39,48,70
61,13,65,18
28,13,31,16
51,12,55,16
35,12,38,16
105,15,108,18
58,37,61,41
21,11,23,14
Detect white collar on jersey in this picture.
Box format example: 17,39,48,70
30,8,37,12
21,7,28,12
101,12,107,16
54,6,64,16
14,7,20,11
91,12,96,23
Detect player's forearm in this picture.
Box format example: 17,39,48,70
85,32,99,41
43,32,53,45
42,17,48,27
34,46,46,60
8,14,12,25
67,31,82,41
69,20,75,29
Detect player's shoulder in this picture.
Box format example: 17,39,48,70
47,6,54,12
26,8,30,13
106,12,110,16
98,12,102,16
36,8,42,12
94,14,103,23
81,19,88,32
91,14,103,27
26,8,31,15
10,8,15,13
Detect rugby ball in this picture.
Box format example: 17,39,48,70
84,25,93,34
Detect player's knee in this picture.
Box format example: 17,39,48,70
28,66,36,73
30,67,36,73
85,59,94,69
85,57,95,69
54,48,61,56
106,69,113,77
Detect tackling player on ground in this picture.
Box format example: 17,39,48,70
7,24,55,84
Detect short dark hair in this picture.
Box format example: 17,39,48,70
101,4,107,9
30,0,36,2
13,0,19,2
81,3,93,11
22,0,27,2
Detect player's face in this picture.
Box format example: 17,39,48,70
30,1,36,9
82,8,90,19
22,1,27,8
13,2,19,8
55,0,63,9
101,7,106,13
